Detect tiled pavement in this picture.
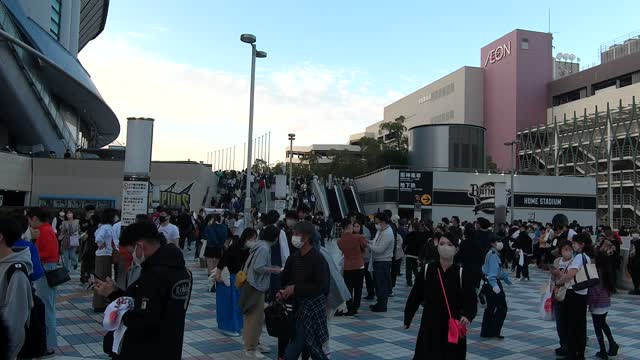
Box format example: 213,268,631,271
53,241,640,359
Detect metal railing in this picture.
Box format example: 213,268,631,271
0,3,75,150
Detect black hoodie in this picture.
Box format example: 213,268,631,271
105,243,192,360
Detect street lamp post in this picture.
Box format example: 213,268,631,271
288,133,296,209
241,34,267,225
504,140,521,224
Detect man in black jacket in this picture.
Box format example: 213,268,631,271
94,222,192,360
403,221,429,286
457,217,493,293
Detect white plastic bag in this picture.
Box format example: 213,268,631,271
539,279,554,321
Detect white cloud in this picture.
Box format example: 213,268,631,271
79,35,396,166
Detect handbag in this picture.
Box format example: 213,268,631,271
236,252,256,289
70,234,80,247
571,254,599,291
45,257,71,287
436,268,467,344
264,301,292,338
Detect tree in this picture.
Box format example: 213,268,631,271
379,116,408,152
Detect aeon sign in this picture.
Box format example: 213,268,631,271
484,41,512,67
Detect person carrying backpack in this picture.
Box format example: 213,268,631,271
0,216,36,360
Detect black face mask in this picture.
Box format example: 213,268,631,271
159,216,167,223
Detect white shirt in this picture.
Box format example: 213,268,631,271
278,229,290,266
95,224,114,257
568,252,591,295
568,229,577,241
112,222,122,249
158,223,180,246
234,218,246,236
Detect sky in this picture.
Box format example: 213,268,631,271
78,0,640,166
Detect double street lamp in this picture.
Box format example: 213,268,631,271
241,34,267,225
504,139,521,224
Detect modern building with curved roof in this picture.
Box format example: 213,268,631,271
0,0,118,156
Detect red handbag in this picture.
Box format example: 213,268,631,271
437,268,467,344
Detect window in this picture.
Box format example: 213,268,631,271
50,0,62,40
521,38,529,50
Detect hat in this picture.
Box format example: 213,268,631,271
476,217,491,230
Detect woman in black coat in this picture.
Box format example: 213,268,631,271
404,232,477,360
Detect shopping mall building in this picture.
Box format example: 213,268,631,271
345,28,640,227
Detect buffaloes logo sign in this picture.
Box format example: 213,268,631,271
468,182,496,215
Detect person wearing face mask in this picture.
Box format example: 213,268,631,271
51,209,66,236
480,237,511,339
215,228,254,337
58,210,80,271
337,219,368,316
404,233,477,360
404,221,429,287
551,233,595,360
157,210,180,248
368,213,395,312
457,217,493,295
278,221,330,360
94,222,193,360
264,210,291,305
551,240,574,357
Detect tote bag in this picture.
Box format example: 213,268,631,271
571,254,599,291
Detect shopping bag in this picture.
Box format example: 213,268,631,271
539,280,554,321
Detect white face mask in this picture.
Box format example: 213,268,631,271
59,212,65,217
245,240,257,249
438,244,456,260
495,242,504,251
572,242,581,252
375,224,382,231
291,235,303,249
132,244,145,265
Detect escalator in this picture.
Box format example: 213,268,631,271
344,185,363,214
311,178,330,218
326,187,341,222
334,185,349,220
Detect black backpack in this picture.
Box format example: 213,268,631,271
6,263,48,359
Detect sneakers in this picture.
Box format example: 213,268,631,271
257,344,271,353
595,350,608,359
244,350,265,359
555,347,568,357
222,330,241,337
608,342,619,356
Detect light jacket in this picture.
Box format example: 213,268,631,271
318,246,351,310
482,248,512,288
246,240,272,292
370,226,394,262
0,248,34,360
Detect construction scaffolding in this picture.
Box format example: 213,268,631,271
517,97,639,228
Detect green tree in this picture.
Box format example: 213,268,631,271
379,116,408,152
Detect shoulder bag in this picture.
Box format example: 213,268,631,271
436,268,467,344
571,254,600,291
45,257,71,288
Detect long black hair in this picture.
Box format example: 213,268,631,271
573,232,595,258
230,228,257,251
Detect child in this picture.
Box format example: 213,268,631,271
588,241,619,359
550,240,573,357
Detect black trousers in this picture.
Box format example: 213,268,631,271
390,258,402,292
516,254,530,279
405,257,419,286
364,263,375,297
344,269,365,313
631,264,640,290
561,290,587,359
480,281,507,337
591,312,615,353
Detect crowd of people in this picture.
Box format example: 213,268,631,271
0,199,638,360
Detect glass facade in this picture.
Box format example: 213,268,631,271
50,0,61,40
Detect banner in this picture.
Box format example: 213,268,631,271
398,171,433,206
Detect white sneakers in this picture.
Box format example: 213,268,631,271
244,350,265,359
243,345,270,359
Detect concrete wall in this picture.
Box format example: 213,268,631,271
382,67,484,132
547,82,640,123
0,153,216,211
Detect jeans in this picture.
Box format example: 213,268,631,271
373,261,392,308
61,247,78,270
554,302,567,351
591,312,615,353
480,282,508,337
35,263,59,349
405,257,419,286
364,263,375,297
343,269,364,313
